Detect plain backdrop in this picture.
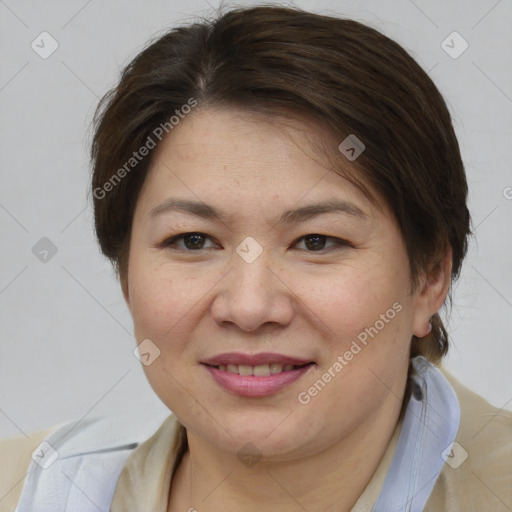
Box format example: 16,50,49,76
0,0,511,438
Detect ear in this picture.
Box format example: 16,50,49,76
412,246,452,338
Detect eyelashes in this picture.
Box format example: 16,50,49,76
161,232,351,253
163,232,218,251
294,234,351,252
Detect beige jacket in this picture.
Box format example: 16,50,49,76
1,370,511,511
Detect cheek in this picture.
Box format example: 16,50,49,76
296,266,407,344
133,296,180,345
127,260,214,352
128,265,182,342
128,267,204,398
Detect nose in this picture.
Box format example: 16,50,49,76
209,249,295,333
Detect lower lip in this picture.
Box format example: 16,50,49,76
202,364,315,397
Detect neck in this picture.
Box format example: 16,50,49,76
168,389,404,512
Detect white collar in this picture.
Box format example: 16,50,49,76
372,356,460,511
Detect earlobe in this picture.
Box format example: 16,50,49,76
413,314,433,338
412,247,452,338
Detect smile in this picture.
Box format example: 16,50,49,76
201,353,316,397
205,362,311,376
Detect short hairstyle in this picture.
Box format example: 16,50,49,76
90,5,471,364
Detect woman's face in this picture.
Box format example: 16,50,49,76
124,107,433,460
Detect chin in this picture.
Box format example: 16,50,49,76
201,409,321,458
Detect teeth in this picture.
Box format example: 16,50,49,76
270,363,284,374
253,364,271,376
216,363,304,376
238,364,253,376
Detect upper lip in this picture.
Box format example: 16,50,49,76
201,352,314,366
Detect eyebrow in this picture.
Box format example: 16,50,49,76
149,198,369,225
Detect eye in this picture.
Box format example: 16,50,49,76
161,232,350,253
293,234,349,252
162,232,218,250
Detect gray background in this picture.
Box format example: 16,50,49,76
1,0,511,438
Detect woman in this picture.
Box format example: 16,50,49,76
2,5,511,511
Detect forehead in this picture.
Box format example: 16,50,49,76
138,106,384,218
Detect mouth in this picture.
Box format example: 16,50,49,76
202,361,314,376
200,352,316,397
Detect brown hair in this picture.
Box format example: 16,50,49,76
90,5,471,364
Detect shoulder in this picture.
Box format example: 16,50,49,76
0,424,61,512
426,369,512,510
1,409,170,512
111,413,186,511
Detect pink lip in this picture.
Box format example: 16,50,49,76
201,359,315,398
201,352,314,366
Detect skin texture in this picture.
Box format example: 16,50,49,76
123,107,451,511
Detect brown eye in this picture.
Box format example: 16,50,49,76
294,234,349,252
182,233,206,249
303,234,327,251
163,232,217,250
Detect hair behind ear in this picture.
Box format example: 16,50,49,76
410,312,449,364
409,245,452,364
